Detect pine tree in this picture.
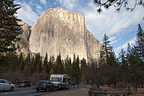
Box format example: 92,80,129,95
81,58,87,83
48,55,55,74
34,53,42,73
30,56,35,73
90,60,97,83
99,34,113,65
64,56,72,77
118,49,129,85
0,0,21,54
43,53,48,73
25,53,31,63
71,54,76,80
135,24,144,61
55,54,64,74
99,34,118,86
24,53,31,67
126,43,142,90
72,55,81,84
18,53,25,70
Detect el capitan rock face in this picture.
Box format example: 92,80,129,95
27,8,101,60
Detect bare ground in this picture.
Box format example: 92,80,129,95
38,88,89,96
98,86,144,96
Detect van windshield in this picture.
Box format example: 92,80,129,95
51,77,62,81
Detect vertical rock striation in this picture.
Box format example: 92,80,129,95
28,8,101,61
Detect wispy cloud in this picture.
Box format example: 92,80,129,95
107,6,144,35
110,40,118,45
79,1,144,41
37,5,42,10
60,0,78,10
16,1,38,26
56,0,62,3
40,0,47,5
114,37,136,56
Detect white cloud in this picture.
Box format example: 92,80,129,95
40,0,47,5
110,40,118,45
36,5,43,15
75,1,144,41
109,36,116,41
56,0,62,3
60,0,77,10
16,2,38,26
37,5,42,10
107,7,144,35
114,37,136,56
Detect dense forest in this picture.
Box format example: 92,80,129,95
0,0,144,91
0,24,144,91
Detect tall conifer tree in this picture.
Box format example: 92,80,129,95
0,0,21,54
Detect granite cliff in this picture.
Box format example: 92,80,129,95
16,21,31,56
18,8,101,61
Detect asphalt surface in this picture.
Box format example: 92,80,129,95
0,87,39,96
0,85,87,96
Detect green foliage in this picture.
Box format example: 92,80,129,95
118,49,129,83
71,55,81,84
18,53,25,70
64,56,72,77
98,34,118,86
48,56,55,74
0,0,21,54
43,53,48,73
35,53,42,73
0,0,21,77
135,24,144,61
100,34,113,65
54,54,64,74
81,58,87,82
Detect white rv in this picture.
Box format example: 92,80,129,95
50,74,70,89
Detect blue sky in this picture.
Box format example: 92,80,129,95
15,0,144,56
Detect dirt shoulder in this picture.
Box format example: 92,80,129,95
38,87,89,96
90,85,144,96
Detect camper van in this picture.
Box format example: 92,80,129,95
50,74,70,90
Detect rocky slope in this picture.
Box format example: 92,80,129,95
28,8,101,61
16,21,31,56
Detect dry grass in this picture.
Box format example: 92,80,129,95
100,86,128,92
99,86,144,96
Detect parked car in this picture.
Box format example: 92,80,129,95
19,80,31,87
34,80,55,92
0,79,15,91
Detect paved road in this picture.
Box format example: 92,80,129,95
0,85,88,96
0,87,39,96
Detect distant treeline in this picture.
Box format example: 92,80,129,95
0,24,144,91
0,52,82,84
